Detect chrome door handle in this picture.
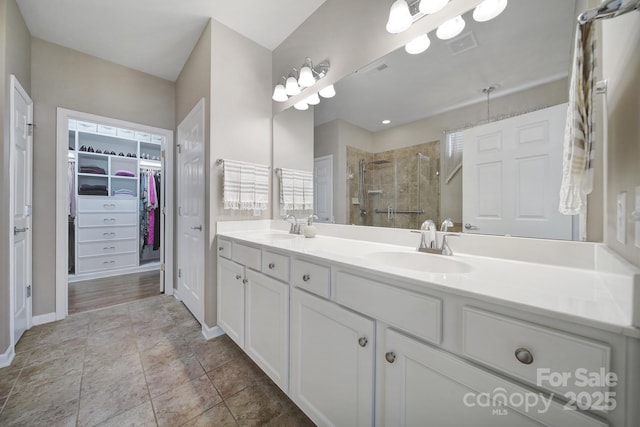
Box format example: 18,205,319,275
13,226,29,235
191,225,203,231
464,223,477,230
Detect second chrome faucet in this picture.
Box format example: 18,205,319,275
417,218,457,255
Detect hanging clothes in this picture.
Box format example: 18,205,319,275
68,161,76,217
153,173,161,250
147,172,157,246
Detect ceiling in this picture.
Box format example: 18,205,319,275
314,0,578,132
16,0,326,81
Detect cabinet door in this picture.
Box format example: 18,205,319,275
245,269,289,393
383,329,607,427
217,257,245,347
291,288,374,427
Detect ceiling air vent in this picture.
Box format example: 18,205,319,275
446,32,478,56
357,60,389,74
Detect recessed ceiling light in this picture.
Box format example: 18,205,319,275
382,120,391,124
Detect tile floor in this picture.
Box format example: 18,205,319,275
0,295,314,426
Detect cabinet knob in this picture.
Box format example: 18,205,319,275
514,348,534,365
385,352,396,364
358,337,368,347
218,247,224,251
235,274,242,280
302,274,311,282
268,263,275,269
242,278,248,284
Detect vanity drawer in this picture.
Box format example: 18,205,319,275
462,307,611,399
217,239,232,259
232,242,261,270
262,250,290,283
78,197,138,212
78,212,138,227
291,259,330,298
335,271,441,344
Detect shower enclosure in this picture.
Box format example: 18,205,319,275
349,142,440,229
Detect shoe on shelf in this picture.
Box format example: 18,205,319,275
96,149,102,154
88,146,94,152
118,152,125,157
79,145,87,151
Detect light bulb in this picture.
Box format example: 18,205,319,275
436,15,465,40
294,101,309,111
386,0,412,34
305,93,321,106
319,84,336,98
473,0,508,22
285,76,300,96
272,84,288,102
298,66,315,88
418,0,449,14
405,33,431,55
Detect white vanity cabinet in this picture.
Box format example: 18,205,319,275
290,287,375,427
216,240,290,392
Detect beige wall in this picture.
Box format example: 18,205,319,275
30,38,175,316
0,0,31,355
602,13,640,267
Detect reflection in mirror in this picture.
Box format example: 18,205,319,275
313,0,591,239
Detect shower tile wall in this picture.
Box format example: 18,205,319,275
347,142,440,229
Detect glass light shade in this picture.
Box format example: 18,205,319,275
305,93,321,105
405,34,431,54
294,101,309,111
473,0,508,22
418,0,449,14
272,84,288,102
386,0,412,34
285,76,301,96
319,84,336,98
298,66,315,88
436,15,465,40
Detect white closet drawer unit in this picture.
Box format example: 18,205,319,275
292,259,331,298
78,197,137,212
135,131,151,142
76,120,97,133
78,225,138,242
77,252,137,274
78,212,138,227
151,135,164,144
97,124,117,136
117,128,136,140
462,307,611,399
261,250,290,283
78,239,137,256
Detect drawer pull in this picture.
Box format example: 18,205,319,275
385,352,396,363
242,278,248,284
219,247,224,251
268,263,275,269
358,337,368,347
103,246,116,251
102,260,116,265
103,232,116,238
104,218,116,223
302,274,311,282
235,274,242,280
514,348,534,365
103,203,116,209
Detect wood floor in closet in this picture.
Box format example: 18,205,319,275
68,270,161,315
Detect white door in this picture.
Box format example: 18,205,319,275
245,269,289,393
290,288,374,427
463,103,572,239
10,75,33,345
217,257,245,346
177,99,205,323
314,155,333,223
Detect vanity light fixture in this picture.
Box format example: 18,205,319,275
436,15,465,39
386,0,413,33
294,100,309,111
285,70,301,96
419,0,449,14
319,84,336,98
272,77,288,102
273,58,331,103
405,33,431,54
305,92,321,106
473,0,508,22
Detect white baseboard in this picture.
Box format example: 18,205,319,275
68,263,160,283
0,345,15,368
201,323,225,340
33,312,57,326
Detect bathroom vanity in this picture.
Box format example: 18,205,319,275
216,220,639,427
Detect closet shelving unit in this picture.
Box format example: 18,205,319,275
68,119,163,279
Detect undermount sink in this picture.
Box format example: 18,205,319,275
365,251,472,274
256,233,299,241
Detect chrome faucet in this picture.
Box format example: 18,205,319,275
418,220,437,250
284,214,301,234
440,218,454,232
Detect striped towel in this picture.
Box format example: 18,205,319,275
280,169,295,210
559,22,596,215
223,159,269,211
302,171,314,210
293,170,305,210
223,160,242,209
254,164,269,211
240,162,256,210
279,168,313,211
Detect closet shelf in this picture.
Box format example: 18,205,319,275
78,173,108,177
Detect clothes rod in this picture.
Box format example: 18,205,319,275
578,0,640,24
374,209,425,214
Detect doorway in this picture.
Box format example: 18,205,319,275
55,109,174,319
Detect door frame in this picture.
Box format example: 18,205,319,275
55,108,175,320
314,154,334,223
175,98,205,323
9,75,33,351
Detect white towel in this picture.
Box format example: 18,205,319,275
559,22,596,215
223,159,269,211
279,168,313,211
293,170,305,210
254,164,269,211
280,168,295,210
302,171,314,210
223,160,242,209
240,162,256,210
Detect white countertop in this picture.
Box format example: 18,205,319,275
217,221,640,338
